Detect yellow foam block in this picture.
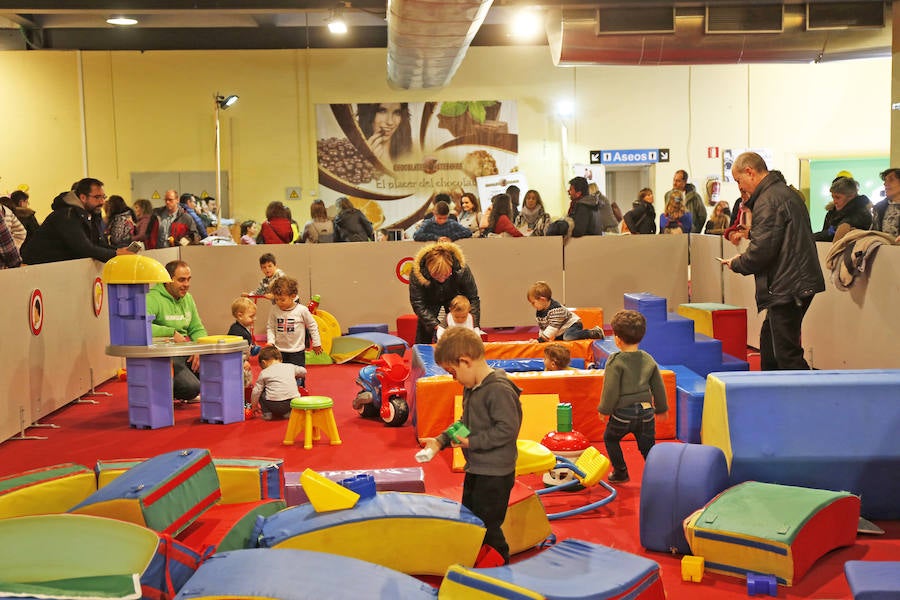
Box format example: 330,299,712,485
699,374,733,468
451,394,559,473
70,497,147,527
0,465,97,519
675,305,715,338
273,512,484,576
502,483,552,555
573,446,611,488
440,564,545,600
300,469,359,512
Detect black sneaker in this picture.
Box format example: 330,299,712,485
589,326,605,339
608,469,630,484
261,412,273,421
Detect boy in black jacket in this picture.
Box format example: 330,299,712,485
420,328,522,564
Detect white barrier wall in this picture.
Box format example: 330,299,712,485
2,237,898,443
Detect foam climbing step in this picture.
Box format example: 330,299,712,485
348,323,390,334
173,548,437,599
347,331,409,356
639,442,729,555
684,481,860,585
0,463,96,519
258,491,485,576
702,369,900,519
70,448,221,535
439,538,665,599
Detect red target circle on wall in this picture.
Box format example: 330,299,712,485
395,257,414,285
92,277,104,317
29,289,44,336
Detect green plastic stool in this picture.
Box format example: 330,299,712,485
283,396,341,449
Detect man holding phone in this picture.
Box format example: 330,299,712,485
720,152,824,371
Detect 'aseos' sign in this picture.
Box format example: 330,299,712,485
590,148,670,165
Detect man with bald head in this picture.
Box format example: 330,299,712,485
722,152,824,370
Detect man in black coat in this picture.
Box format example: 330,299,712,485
722,152,825,370
21,178,131,264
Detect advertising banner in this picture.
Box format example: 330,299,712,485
316,100,518,232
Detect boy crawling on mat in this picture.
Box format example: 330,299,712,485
250,346,307,421
597,310,669,484
420,328,523,565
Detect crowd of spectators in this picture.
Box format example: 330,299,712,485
3,164,897,268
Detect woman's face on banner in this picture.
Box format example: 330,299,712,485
373,103,403,139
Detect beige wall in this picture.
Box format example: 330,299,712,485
0,48,889,224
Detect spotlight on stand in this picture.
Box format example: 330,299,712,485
216,94,239,110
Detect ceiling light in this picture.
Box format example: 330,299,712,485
106,16,138,26
511,8,542,39
327,8,348,34
556,100,574,119
216,94,239,110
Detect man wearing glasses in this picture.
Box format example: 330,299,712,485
21,177,134,264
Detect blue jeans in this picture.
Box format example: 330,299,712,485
603,403,656,473
561,322,594,341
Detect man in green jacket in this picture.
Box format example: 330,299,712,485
146,260,208,402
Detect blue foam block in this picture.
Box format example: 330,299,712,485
844,561,900,600
348,323,390,334
348,331,408,355
173,549,437,599
708,370,900,519
660,365,706,444
447,539,662,599
624,292,668,324
258,492,483,545
639,442,730,554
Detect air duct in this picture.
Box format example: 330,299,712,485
547,3,891,66
386,0,493,89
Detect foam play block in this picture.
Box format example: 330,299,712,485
258,492,485,576
639,442,730,555
0,463,96,519
71,448,221,536
0,513,159,600
176,499,286,553
702,369,900,519
483,339,595,363
347,330,409,356
844,561,900,600
660,364,707,444
348,323,389,334
396,313,418,347
212,457,284,503
97,457,284,504
677,302,748,360
684,481,860,585
173,548,438,599
501,481,553,556
411,345,677,442
572,306,604,330
439,539,665,600
283,467,425,506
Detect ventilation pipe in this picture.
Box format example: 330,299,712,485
386,0,493,89
547,3,891,66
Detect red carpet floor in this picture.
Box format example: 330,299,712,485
2,358,898,599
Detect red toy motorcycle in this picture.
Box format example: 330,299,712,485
351,353,410,427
